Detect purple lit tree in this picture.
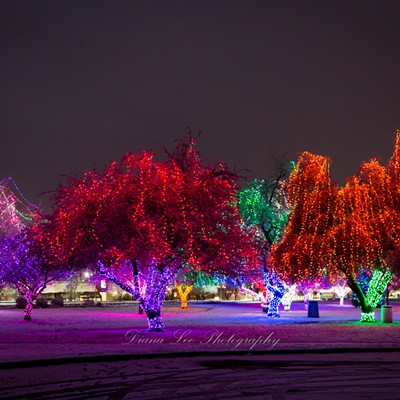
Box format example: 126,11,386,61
0,227,68,320
0,177,63,320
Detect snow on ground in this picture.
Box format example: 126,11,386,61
1,301,400,399
0,300,399,363
1,352,400,400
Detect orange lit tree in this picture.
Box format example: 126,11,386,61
269,152,339,306
386,130,400,288
328,157,394,322
324,131,400,322
270,134,400,323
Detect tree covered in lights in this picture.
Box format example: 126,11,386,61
0,227,69,320
327,135,400,322
269,152,338,308
330,277,351,306
0,177,37,235
268,133,400,322
386,130,400,298
239,163,293,317
0,178,66,320
46,134,259,331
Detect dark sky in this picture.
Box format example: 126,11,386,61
1,0,400,210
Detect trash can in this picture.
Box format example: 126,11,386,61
381,305,393,323
308,300,319,318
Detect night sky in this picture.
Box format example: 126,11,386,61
1,0,400,211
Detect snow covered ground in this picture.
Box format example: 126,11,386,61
0,300,399,399
1,300,399,362
1,351,399,400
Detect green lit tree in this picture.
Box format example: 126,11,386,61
239,161,293,317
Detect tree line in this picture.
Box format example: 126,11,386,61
1,131,400,329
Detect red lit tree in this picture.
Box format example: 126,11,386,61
46,135,259,331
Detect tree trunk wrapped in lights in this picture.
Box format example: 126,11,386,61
303,290,310,310
332,283,350,306
264,270,285,318
348,269,393,322
176,283,193,309
22,288,39,320
296,284,314,310
282,283,297,311
140,266,175,331
98,260,176,331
